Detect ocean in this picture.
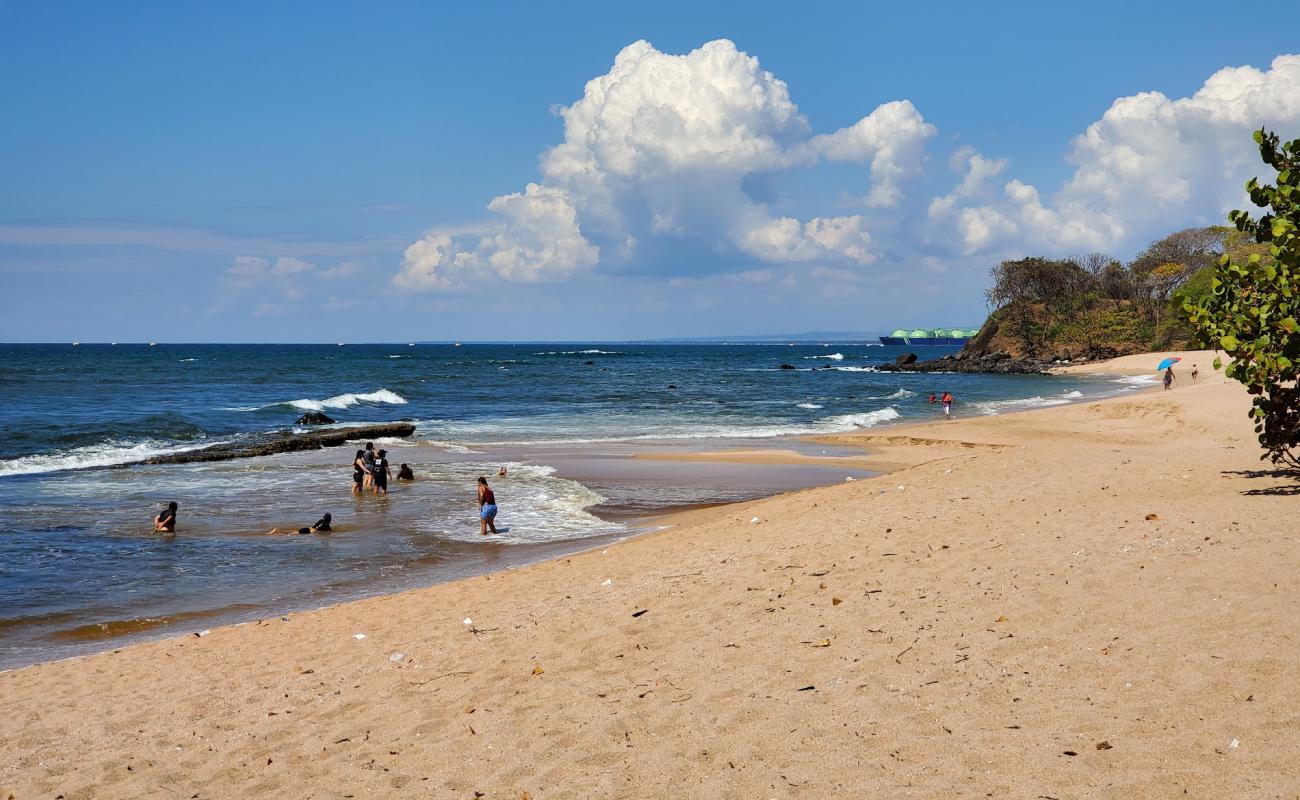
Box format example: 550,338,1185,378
0,342,1150,668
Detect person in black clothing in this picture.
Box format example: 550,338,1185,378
397,463,414,481
372,449,390,496
362,442,376,490
351,449,367,495
154,501,178,533
268,512,333,535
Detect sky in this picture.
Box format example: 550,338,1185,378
1,1,1298,342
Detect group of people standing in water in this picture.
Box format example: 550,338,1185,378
350,441,414,497
152,441,504,537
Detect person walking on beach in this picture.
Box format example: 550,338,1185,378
154,501,178,533
372,449,391,496
362,443,376,490
1163,366,1176,390
477,476,499,536
351,449,367,495
1192,364,1199,383
942,391,953,418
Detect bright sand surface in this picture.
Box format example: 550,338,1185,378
4,351,1298,798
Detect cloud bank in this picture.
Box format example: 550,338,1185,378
398,44,1300,291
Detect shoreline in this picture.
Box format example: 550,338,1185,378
0,354,1174,670
7,351,1298,796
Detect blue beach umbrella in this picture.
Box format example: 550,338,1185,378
1156,357,1181,371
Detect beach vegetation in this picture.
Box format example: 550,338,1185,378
980,227,1237,357
1184,128,1300,468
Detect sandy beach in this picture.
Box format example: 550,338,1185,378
3,351,1298,798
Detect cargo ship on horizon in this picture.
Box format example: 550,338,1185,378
878,327,979,346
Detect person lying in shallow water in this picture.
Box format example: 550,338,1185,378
154,501,178,533
397,463,414,480
268,513,332,535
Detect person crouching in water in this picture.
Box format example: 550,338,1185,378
397,463,414,481
477,476,499,535
372,449,391,496
154,501,178,533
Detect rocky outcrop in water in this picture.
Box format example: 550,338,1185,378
295,411,336,425
131,422,417,466
877,350,1051,375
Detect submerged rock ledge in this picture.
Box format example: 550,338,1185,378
133,422,417,466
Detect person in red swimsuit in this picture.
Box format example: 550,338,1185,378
477,476,499,536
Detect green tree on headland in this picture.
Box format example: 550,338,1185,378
1184,128,1300,469
980,228,1229,357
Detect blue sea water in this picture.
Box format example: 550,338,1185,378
0,342,1144,668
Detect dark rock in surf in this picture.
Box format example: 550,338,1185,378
295,411,336,425
895,352,918,365
129,422,417,466
778,364,797,370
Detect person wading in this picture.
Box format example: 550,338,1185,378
477,476,499,536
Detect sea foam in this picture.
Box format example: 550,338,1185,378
0,438,215,477
237,388,409,413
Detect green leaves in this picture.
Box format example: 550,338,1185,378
1183,127,1300,469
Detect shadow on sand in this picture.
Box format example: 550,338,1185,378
1222,467,1300,496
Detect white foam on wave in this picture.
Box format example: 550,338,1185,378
415,405,904,447
796,402,824,409
828,365,878,373
817,407,902,430
535,349,622,355
1113,374,1160,386
868,388,916,400
969,396,1072,415
234,388,409,413
1060,390,1084,399
418,462,612,545
0,438,215,477
805,353,845,360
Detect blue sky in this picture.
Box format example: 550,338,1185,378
2,1,1298,342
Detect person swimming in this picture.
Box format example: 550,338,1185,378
497,466,508,477
154,501,178,533
477,476,498,535
397,463,414,481
268,512,332,535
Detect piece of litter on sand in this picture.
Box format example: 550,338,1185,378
1145,513,1160,521
195,629,210,638
463,618,473,625
389,652,405,662
945,468,952,474
897,485,905,491
601,578,612,586
1229,738,1240,749
750,516,761,524
845,476,855,482
352,633,366,640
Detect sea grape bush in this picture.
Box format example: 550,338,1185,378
1185,129,1300,468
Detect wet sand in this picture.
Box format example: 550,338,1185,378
3,351,1299,798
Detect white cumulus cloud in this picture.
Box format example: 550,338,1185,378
930,53,1300,256
396,38,936,291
